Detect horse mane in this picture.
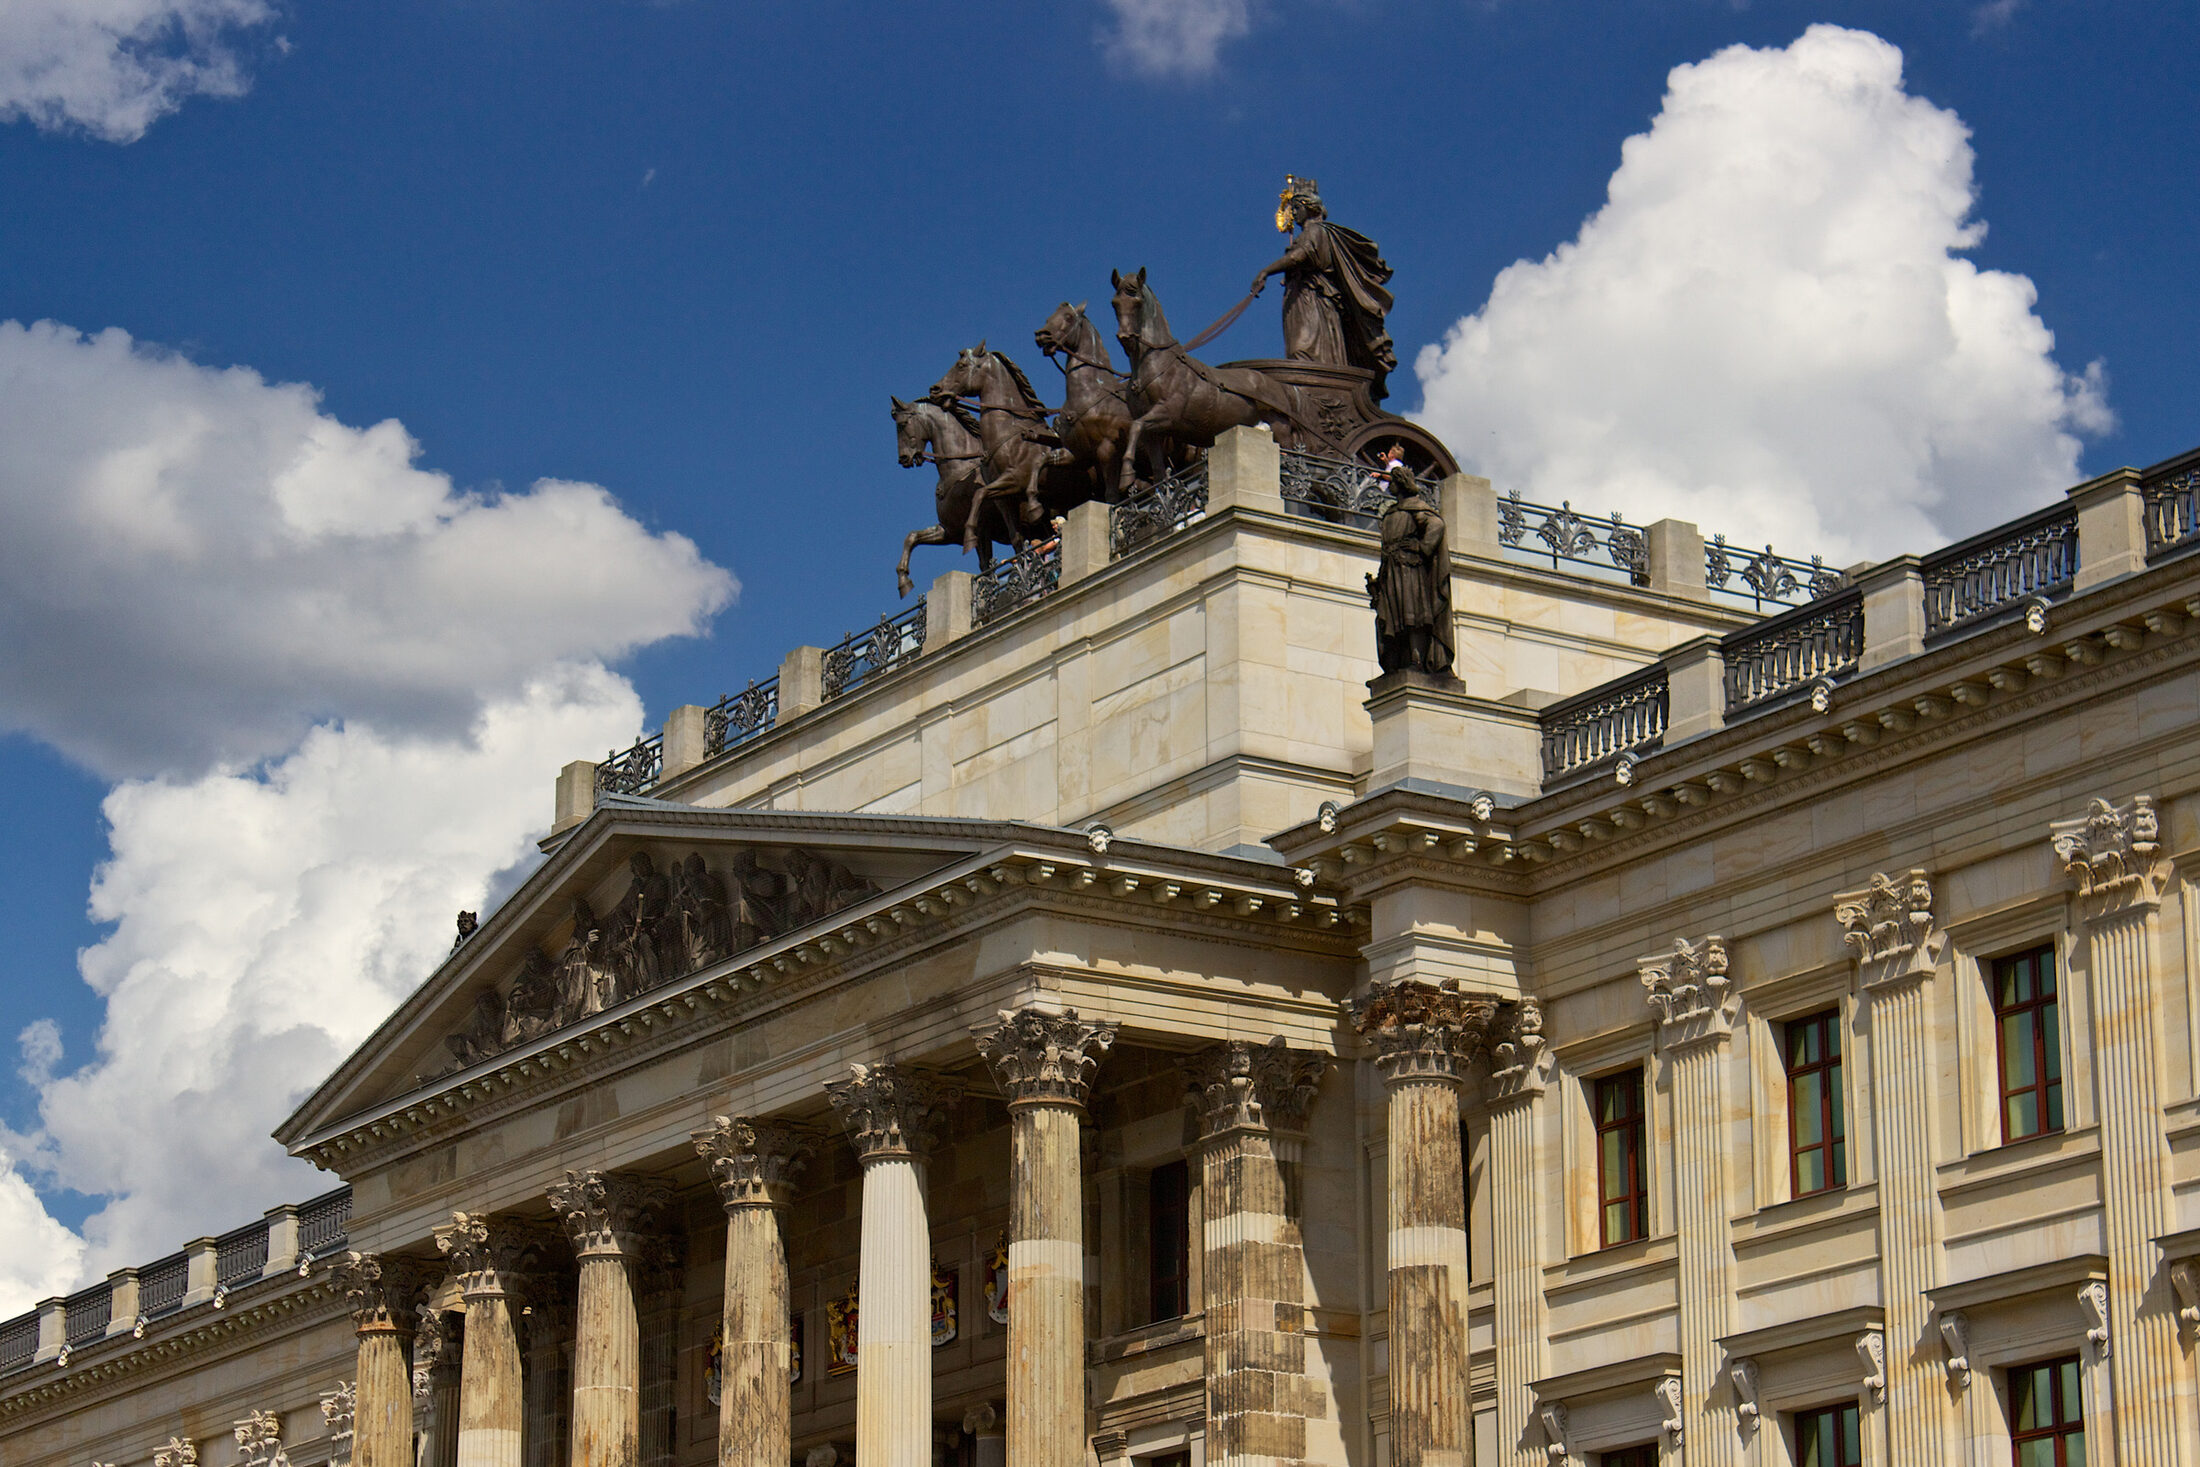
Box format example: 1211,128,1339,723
1068,307,1117,371
990,350,1048,414
937,397,981,438
1137,280,1175,349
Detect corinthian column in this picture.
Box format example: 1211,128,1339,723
435,1214,552,1467
2052,797,2190,1463
1641,937,1740,1467
334,1252,435,1467
545,1171,672,1467
1349,982,1486,1467
1483,1001,1548,1467
1836,870,1949,1465
825,1064,964,1467
974,1008,1119,1467
693,1117,817,1467
1185,1037,1331,1467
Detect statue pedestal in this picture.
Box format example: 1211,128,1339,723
1365,671,1541,798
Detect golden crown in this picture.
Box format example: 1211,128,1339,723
1276,174,1321,232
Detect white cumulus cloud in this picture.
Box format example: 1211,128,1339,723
1413,24,2111,565
0,0,279,142
1098,0,1254,79
0,321,736,1310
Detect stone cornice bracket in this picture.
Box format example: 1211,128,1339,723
1485,998,1550,1105
432,1212,554,1299
972,1007,1120,1109
1731,1356,1761,1431
692,1115,818,1211
331,1251,436,1334
824,1063,963,1164
2170,1259,2200,1334
1654,1373,1685,1446
1937,1309,1972,1387
1856,1329,1887,1402
1641,935,1734,1047
1184,1036,1330,1141
2078,1280,2112,1356
1346,979,1500,1087
154,1439,198,1467
2053,794,2169,915
1836,868,1943,990
1535,1400,1570,1463
545,1168,675,1257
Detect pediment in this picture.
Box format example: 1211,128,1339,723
276,804,1022,1148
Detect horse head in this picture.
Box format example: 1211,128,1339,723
890,394,928,468
1035,301,1097,363
930,341,987,404
1110,267,1168,362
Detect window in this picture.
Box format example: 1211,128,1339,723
1786,1009,1847,1196
1599,1447,1658,1467
1793,1403,1862,1467
1593,1069,1648,1247
1147,1160,1189,1323
1993,946,2064,1143
2009,1357,2085,1466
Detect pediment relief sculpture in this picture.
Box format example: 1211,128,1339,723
434,843,880,1078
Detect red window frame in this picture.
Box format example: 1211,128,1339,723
1785,1009,1847,1197
1992,946,2064,1143
1146,1159,1189,1323
1594,1069,1648,1247
2008,1356,2085,1465
1793,1402,1862,1467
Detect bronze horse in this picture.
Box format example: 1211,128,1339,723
1110,267,1305,497
1035,300,1135,504
891,395,1012,597
930,341,1070,552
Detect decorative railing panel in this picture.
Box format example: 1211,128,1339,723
1722,589,1864,713
65,1287,110,1344
217,1224,269,1286
139,1254,188,1317
1921,502,2077,636
2146,466,2199,559
1281,450,1393,530
0,1315,33,1372
974,542,1062,627
706,679,779,758
1541,665,1669,784
823,600,927,701
594,731,664,799
1109,463,1209,558
1706,536,1845,611
1501,493,1650,586
299,1188,352,1256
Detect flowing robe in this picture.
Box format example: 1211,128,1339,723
1372,489,1455,675
1278,219,1398,398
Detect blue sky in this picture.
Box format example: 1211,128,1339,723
0,0,2194,1301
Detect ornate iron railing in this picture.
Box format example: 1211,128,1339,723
139,1253,188,1317
1109,463,1209,558
1499,493,1650,586
594,731,663,798
1722,589,1864,713
298,1188,352,1256
0,1315,33,1372
2146,466,2200,559
822,600,927,702
1920,502,2078,636
1706,536,1846,611
64,1288,110,1344
706,679,779,757
217,1223,269,1286
1280,450,1393,530
1540,664,1669,784
974,542,1062,626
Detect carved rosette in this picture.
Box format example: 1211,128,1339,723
972,1007,1119,1108
332,1251,436,1334
545,1169,674,1258
2053,795,2169,915
824,1063,963,1163
1184,1036,1330,1139
432,1212,552,1299
1640,935,1733,1046
1836,869,1941,990
692,1115,818,1211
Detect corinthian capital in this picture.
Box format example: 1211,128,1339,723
692,1116,818,1210
825,1063,963,1163
332,1250,436,1333
432,1212,555,1298
973,1007,1119,1107
1641,935,1733,1044
1347,980,1501,1085
1836,869,1941,989
545,1169,674,1256
2053,795,2169,913
1185,1037,1329,1139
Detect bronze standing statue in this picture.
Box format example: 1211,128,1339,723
1368,458,1455,677
1250,174,1398,402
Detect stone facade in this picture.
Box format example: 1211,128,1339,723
8,431,2200,1467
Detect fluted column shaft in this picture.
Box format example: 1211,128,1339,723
436,1215,550,1467
694,1117,816,1467
1864,970,1949,1463
1187,1038,1330,1467
424,1319,464,1467
546,1171,671,1467
827,1065,963,1467
336,1253,434,1467
1488,1085,1544,1467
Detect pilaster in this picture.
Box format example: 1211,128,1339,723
2050,796,2190,1462
693,1117,818,1467
1482,1000,1550,1467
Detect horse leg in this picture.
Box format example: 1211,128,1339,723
899,524,952,598
1120,415,1149,497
